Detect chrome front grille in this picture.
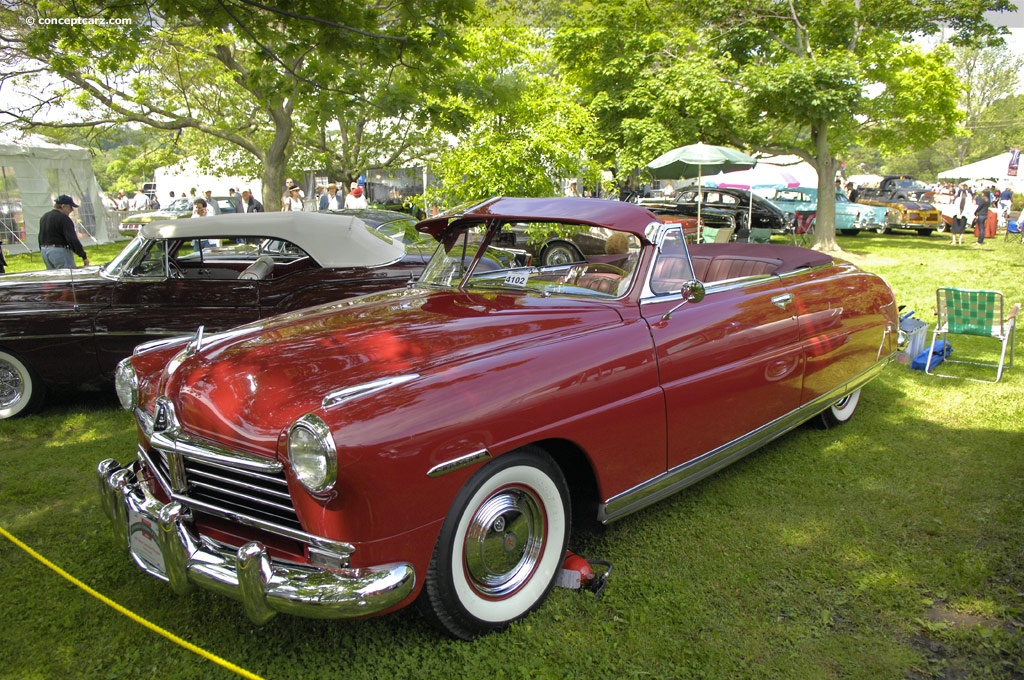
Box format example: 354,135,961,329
182,456,300,530
143,439,302,532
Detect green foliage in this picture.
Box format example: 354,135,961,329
2,235,1024,678
428,3,598,205
2,0,473,210
553,0,1002,249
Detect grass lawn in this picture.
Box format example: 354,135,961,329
1,231,1022,679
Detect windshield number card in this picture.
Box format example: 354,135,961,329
503,270,530,288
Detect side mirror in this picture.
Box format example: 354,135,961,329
661,280,705,320
681,280,705,303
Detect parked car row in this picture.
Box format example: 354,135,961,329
0,210,429,419
80,197,901,639
638,182,938,241
118,195,243,236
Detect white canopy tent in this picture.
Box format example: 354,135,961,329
0,131,115,255
938,152,1024,191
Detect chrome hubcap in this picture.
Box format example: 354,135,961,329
545,248,574,266
464,488,545,597
0,360,24,409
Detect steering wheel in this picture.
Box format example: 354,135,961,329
167,258,185,279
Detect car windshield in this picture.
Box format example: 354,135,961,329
773,189,812,202
165,198,192,211
419,221,642,299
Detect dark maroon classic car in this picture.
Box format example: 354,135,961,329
98,197,901,639
0,210,430,419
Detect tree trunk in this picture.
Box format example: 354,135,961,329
812,122,841,252
261,103,294,212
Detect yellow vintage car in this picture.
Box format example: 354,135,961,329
856,176,943,236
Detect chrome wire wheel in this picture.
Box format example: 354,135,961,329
541,242,581,266
0,358,24,408
0,350,42,419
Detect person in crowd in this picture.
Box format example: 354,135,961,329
240,189,264,213
192,198,211,217
200,189,221,215
344,183,368,209
951,183,971,245
131,188,149,211
284,178,305,200
319,182,344,210
999,186,1013,226
116,190,129,211
38,194,89,269
973,187,992,246
0,245,7,274
281,185,304,211
566,181,579,197
845,182,859,203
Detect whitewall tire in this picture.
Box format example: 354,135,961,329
816,388,861,429
419,447,570,639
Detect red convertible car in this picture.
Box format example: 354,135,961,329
98,197,900,639
0,210,429,419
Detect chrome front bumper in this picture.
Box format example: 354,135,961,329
97,459,415,624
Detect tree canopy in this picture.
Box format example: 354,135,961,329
1,0,1017,230
0,0,472,209
554,0,1010,250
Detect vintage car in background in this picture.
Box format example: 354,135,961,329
666,186,789,236
118,195,243,236
0,210,431,419
98,197,900,640
854,176,942,236
768,186,889,236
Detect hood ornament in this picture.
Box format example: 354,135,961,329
185,325,205,357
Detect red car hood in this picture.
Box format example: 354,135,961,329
153,287,624,453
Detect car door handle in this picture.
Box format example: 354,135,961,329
771,293,794,310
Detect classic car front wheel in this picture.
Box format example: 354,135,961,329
0,349,44,419
816,388,861,429
419,447,570,640
540,241,583,266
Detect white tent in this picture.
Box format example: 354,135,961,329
0,131,115,255
938,152,1024,190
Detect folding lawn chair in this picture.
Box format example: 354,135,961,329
925,288,1020,383
747,227,772,243
701,226,733,243
1005,219,1023,243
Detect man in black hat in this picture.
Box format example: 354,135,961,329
38,195,89,270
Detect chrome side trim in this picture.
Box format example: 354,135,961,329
599,357,893,523
322,374,420,410
427,449,492,478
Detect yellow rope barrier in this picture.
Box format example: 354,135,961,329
0,524,266,680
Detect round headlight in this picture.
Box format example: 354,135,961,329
114,358,138,411
287,414,338,493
